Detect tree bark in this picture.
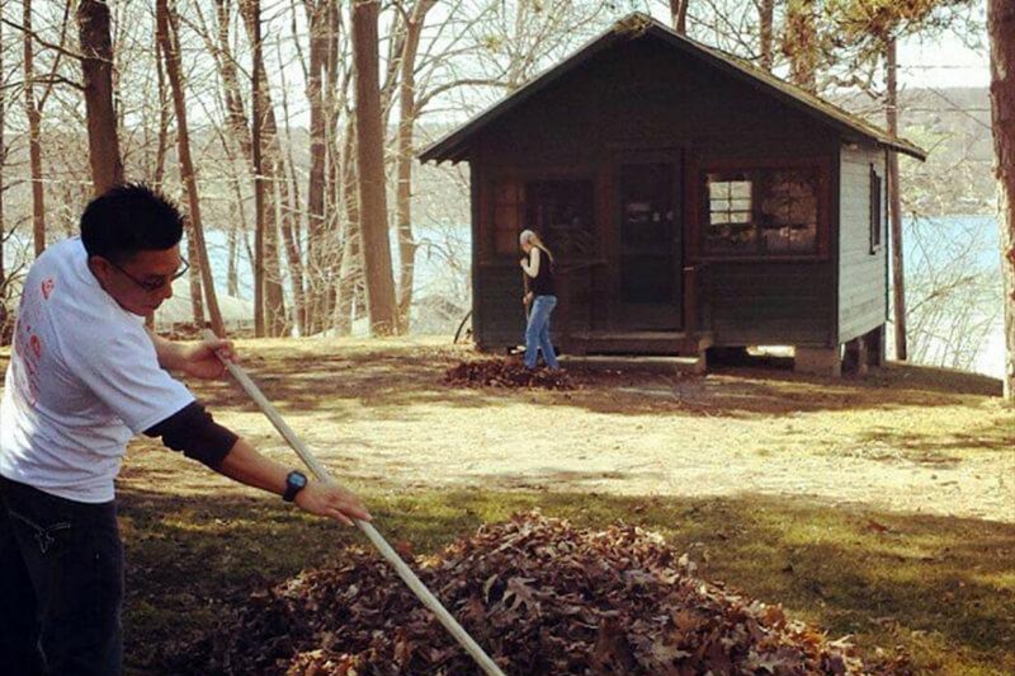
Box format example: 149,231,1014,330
395,0,436,328
335,118,360,335
352,0,398,336
23,0,45,256
77,0,124,195
759,0,774,71
887,37,908,361
153,30,169,188
668,0,688,35
250,0,266,337
156,0,226,336
987,0,1015,400
0,12,7,341
238,0,288,336
783,0,818,92
305,0,330,334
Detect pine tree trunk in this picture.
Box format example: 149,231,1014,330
887,38,907,361
77,0,124,195
23,0,45,256
156,0,226,336
759,0,774,71
352,0,398,336
988,0,1015,401
784,0,818,92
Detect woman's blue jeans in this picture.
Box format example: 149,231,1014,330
0,475,124,676
524,294,560,369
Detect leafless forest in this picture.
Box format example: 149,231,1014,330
0,0,1011,394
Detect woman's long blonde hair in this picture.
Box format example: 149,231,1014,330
519,229,554,264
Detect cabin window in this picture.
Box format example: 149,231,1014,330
869,164,884,253
524,180,595,258
704,168,820,257
492,180,524,254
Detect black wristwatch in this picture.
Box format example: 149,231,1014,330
283,470,308,502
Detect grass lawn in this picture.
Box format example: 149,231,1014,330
5,337,1007,674
119,483,1014,675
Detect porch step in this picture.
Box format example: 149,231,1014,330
559,354,706,375
567,330,713,357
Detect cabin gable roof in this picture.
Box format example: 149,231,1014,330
419,14,926,164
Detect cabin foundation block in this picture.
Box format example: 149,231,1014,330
794,346,842,377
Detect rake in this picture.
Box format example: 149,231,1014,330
201,330,506,676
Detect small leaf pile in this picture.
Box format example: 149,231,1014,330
200,513,910,675
444,359,574,390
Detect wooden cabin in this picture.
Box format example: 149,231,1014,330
419,14,926,375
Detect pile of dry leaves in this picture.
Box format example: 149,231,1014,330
189,513,910,675
444,359,575,390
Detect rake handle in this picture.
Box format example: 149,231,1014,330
200,331,506,676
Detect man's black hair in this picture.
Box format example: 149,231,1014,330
80,183,184,263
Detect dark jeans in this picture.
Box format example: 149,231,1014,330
0,475,123,676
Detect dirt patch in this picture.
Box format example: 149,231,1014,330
175,337,1012,524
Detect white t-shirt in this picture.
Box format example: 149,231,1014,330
0,238,195,503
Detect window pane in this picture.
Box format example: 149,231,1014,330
728,181,752,199
524,179,595,257
704,167,820,257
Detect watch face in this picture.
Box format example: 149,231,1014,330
290,472,308,489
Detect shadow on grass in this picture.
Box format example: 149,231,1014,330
184,343,1007,427
117,483,1015,676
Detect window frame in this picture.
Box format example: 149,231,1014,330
484,170,598,261
869,163,885,255
690,157,832,262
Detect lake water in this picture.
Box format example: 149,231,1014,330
4,215,1006,378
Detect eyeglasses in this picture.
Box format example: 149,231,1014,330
107,257,190,293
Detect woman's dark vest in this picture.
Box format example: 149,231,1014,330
530,249,555,296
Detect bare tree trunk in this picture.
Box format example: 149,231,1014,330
77,0,124,195
227,215,240,297
352,0,398,336
305,0,330,334
668,0,688,35
23,0,45,256
760,0,774,71
395,0,436,328
156,0,225,336
153,30,170,188
0,11,7,341
335,119,359,335
988,0,1015,400
887,37,907,361
250,0,266,336
238,0,287,336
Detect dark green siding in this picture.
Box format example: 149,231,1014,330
471,37,845,351
705,262,834,346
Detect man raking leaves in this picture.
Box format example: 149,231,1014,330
0,185,373,676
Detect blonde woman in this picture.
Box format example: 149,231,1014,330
519,229,560,369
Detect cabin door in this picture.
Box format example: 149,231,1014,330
617,160,682,330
